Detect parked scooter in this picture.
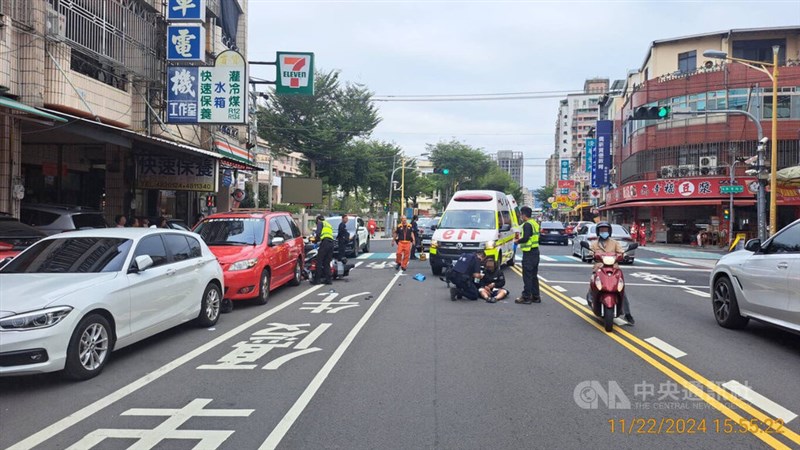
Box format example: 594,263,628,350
580,240,638,332
302,239,354,282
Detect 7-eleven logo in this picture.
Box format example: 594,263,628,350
280,55,309,88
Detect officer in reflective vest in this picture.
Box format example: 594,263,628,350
313,215,335,285
514,206,541,304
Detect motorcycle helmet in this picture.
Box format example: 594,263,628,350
596,221,612,238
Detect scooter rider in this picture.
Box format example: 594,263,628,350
588,222,635,325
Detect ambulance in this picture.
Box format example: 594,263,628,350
428,190,520,275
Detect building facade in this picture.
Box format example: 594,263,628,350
491,150,523,187
0,0,256,225
603,27,800,243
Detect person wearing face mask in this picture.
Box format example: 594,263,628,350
588,222,635,325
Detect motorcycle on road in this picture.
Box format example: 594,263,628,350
580,240,638,332
302,240,355,283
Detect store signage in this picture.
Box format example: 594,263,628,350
276,52,315,95
585,138,596,170
167,0,206,22
720,185,744,194
560,160,570,194
167,50,247,124
167,24,205,61
591,120,612,188
136,155,218,192
606,177,758,205
557,180,575,189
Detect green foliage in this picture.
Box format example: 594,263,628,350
271,203,303,214
238,182,256,208
533,185,555,209
257,184,270,209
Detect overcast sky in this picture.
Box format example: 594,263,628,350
247,0,799,191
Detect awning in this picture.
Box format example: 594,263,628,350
220,155,262,171
572,202,591,211
0,97,68,123
214,139,262,171
600,199,756,211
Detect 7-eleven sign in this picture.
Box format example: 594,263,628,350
276,52,314,95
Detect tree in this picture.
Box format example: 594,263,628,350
533,185,555,209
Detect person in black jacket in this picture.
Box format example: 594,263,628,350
336,214,352,261
478,257,509,303
446,250,486,301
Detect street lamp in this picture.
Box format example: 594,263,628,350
704,46,780,236
386,152,428,236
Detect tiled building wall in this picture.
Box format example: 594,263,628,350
0,116,22,217
17,0,45,106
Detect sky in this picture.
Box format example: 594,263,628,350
247,0,800,192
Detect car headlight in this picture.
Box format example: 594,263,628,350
430,240,438,248
228,258,259,271
484,240,495,250
0,306,73,330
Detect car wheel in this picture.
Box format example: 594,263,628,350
63,314,113,381
256,268,271,305
288,258,302,286
431,263,443,276
197,283,221,327
712,276,749,329
581,248,590,263
350,239,359,258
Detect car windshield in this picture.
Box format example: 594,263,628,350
438,210,496,230
194,218,265,245
541,222,564,229
0,237,132,273
587,224,631,237
327,217,356,234
417,218,433,228
72,213,108,229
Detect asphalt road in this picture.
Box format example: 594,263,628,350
1,239,799,449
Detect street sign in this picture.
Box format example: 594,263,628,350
720,185,744,194
590,189,600,198
276,52,315,95
557,180,575,189
568,191,579,201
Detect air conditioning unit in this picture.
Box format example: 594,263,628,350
45,8,66,42
660,165,677,178
699,156,718,168
678,164,696,177
700,166,719,176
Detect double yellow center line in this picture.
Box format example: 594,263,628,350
509,265,799,449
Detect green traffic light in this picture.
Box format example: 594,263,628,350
442,169,449,175
658,107,670,118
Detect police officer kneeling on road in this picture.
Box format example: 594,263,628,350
312,215,334,285
447,250,487,301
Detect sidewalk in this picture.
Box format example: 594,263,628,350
639,243,727,261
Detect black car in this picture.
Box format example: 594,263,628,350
539,221,569,245
0,213,47,262
417,216,439,251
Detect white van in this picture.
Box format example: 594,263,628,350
429,190,520,275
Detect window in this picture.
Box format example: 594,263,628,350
500,210,511,228
764,223,800,254
678,50,696,73
269,218,282,240
20,209,59,227
763,94,791,119
71,213,108,229
277,216,295,239
133,236,168,268
733,39,785,65
187,236,202,258
1,238,131,273
163,234,192,262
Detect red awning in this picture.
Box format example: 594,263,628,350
600,199,756,211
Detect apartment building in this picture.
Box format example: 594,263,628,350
0,0,255,224
490,150,524,187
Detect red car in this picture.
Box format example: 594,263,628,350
0,213,46,263
193,211,304,307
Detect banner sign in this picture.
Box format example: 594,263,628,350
167,50,247,124
591,120,612,188
560,159,570,194
167,24,205,61
606,177,758,204
557,180,575,189
276,52,315,95
585,138,596,171
167,0,206,22
137,155,218,192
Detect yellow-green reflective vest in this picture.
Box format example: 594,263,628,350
320,220,334,241
520,219,540,252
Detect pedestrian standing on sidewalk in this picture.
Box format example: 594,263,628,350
392,215,415,271
638,222,647,247
630,223,638,240
514,206,541,304
114,215,126,228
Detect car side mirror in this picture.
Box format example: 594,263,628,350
430,225,437,231
744,238,761,252
131,255,154,273
580,241,591,250
627,242,638,251
499,224,511,232
270,236,285,246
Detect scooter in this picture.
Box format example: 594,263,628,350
302,239,354,282
580,240,638,332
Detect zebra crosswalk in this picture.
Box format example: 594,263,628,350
355,252,692,267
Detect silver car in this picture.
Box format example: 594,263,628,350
710,219,800,334
571,223,636,263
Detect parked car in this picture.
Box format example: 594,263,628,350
0,213,46,261
166,219,191,231
20,204,108,235
0,228,224,380
327,215,369,257
566,221,593,237
710,218,800,334
538,221,569,245
193,211,304,307
572,223,636,263
417,216,440,252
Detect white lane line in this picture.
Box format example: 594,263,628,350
644,337,687,358
386,253,397,259
722,380,798,423
260,271,403,449
570,296,586,305
537,275,549,282
552,286,567,292
566,256,583,262
7,285,325,450
540,255,556,262
539,263,710,272
656,258,691,267
354,262,364,268
683,287,711,298
635,259,657,265
356,253,373,260
614,317,629,326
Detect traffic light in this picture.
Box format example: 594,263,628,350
723,208,730,220
632,106,671,120
433,167,450,175
205,195,216,208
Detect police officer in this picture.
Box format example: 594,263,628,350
336,214,352,261
313,214,334,285
447,250,487,301
514,206,541,304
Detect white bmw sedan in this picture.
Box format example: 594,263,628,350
0,228,224,380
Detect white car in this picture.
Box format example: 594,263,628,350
572,224,637,263
0,228,224,380
327,215,370,257
710,219,800,334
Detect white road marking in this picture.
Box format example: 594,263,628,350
531,280,709,289
355,253,373,259
722,381,798,423
539,263,710,272
613,317,629,326
635,259,657,265
354,262,364,268
552,286,567,292
260,272,404,449
6,285,325,450
683,287,711,298
644,337,687,358
540,255,556,262
537,275,549,282
566,256,583,262
570,296,587,305
656,258,691,267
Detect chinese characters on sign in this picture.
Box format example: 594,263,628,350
592,120,612,188
167,50,248,124
585,138,596,171
166,0,206,21
167,25,204,61
275,52,315,95
136,154,218,191
560,160,570,194
606,178,760,204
